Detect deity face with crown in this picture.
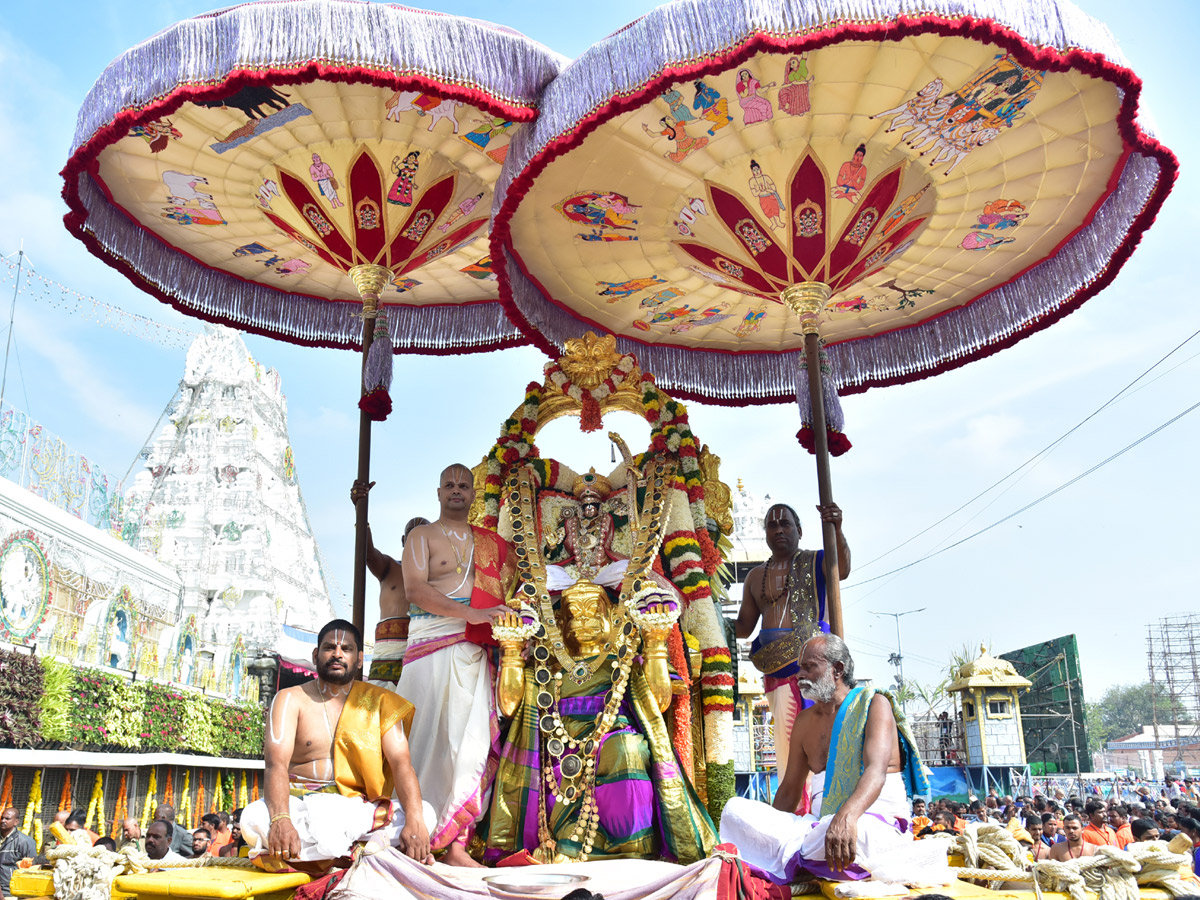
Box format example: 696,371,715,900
573,467,611,519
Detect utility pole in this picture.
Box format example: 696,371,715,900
870,607,925,705
1,242,32,418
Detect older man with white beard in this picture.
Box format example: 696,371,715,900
721,635,949,883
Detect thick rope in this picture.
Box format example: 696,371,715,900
46,843,256,900
947,830,1196,900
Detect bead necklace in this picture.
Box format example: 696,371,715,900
760,556,795,607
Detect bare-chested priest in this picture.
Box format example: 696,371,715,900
736,502,850,792
721,635,947,883
240,620,435,864
350,478,429,687
398,463,514,866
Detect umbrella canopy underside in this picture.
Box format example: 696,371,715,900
492,0,1177,404
62,0,565,354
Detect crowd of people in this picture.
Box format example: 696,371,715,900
63,803,247,861
909,789,1200,870
0,800,253,895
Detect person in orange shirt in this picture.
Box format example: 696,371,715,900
910,798,932,837
202,812,233,856
952,803,968,832
1109,805,1134,849
1080,800,1119,847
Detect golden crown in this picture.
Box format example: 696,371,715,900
572,467,612,499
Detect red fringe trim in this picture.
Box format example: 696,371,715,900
491,15,1179,406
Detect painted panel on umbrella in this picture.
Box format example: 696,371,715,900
89,80,514,306
499,37,1130,354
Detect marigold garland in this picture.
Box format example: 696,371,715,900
212,771,222,814
0,771,12,813
667,624,693,779
21,770,41,837
111,772,128,837
239,772,249,810
481,381,542,528
139,767,157,833
251,772,259,803
195,780,205,822
58,771,71,812
179,770,192,829
84,771,103,835
164,769,174,806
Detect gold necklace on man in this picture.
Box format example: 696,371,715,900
438,521,473,574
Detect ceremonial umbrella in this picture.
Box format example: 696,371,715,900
61,0,563,632
490,0,1177,636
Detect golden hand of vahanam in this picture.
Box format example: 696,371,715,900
495,610,528,718
639,603,675,713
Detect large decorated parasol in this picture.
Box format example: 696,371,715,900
490,0,1177,634
61,0,563,630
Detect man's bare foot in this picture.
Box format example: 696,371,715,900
442,843,484,867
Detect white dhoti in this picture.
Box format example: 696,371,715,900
721,772,952,883
241,793,436,861
396,603,495,850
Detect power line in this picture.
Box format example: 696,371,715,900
845,397,1200,588
854,326,1200,573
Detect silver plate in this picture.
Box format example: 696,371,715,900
482,872,590,896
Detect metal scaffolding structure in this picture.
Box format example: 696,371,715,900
1146,614,1200,768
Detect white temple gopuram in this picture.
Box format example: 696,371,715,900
0,325,332,701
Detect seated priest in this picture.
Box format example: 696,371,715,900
721,634,949,883
241,620,436,865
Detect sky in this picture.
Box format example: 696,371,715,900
0,0,1196,704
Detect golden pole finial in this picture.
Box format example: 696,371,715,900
780,282,831,335
348,264,391,317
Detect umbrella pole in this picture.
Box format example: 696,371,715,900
783,283,844,638
349,265,390,637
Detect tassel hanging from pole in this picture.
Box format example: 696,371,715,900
359,306,394,421
795,346,851,456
